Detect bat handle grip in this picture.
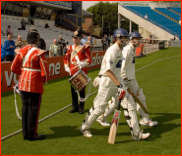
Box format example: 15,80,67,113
117,99,122,110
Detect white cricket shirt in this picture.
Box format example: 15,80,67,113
121,43,136,80
99,43,123,80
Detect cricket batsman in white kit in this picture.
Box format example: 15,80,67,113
80,28,128,138
97,31,158,140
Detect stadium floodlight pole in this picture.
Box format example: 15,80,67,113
118,13,121,29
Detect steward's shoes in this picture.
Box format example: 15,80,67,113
24,136,28,140
79,109,84,114
132,130,150,141
69,108,79,113
96,118,110,127
80,126,92,138
28,134,46,141
140,119,158,127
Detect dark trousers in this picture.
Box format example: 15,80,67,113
71,86,85,110
21,25,26,30
4,55,14,61
21,91,42,138
103,44,107,50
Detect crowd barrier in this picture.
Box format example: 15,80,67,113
1,51,106,93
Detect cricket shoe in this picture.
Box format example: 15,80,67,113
96,118,110,127
139,119,158,127
80,126,92,138
132,130,150,141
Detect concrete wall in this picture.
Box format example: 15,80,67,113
118,5,174,40
1,15,55,28
34,19,55,27
171,41,181,47
139,27,152,39
1,15,28,23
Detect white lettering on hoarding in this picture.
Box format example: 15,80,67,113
55,62,60,75
5,71,14,87
14,74,19,84
89,53,104,67
49,62,61,76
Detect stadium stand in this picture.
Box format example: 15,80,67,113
1,21,74,51
122,6,181,40
168,7,181,15
155,8,181,22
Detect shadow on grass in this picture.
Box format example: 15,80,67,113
47,126,79,139
142,113,181,141
106,112,180,143
45,112,180,142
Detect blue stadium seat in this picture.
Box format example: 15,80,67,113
168,7,181,15
155,8,181,22
123,6,181,40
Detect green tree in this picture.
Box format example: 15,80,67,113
87,2,138,36
87,2,118,36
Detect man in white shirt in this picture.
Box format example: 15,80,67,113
80,28,128,138
49,39,59,57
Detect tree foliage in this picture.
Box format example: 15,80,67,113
87,2,118,36
87,2,138,36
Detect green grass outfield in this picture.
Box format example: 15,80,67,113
1,47,181,155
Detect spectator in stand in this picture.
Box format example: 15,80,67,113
149,33,152,39
45,23,49,29
110,35,114,46
58,35,67,55
4,34,16,61
15,35,26,50
6,25,13,37
49,39,59,57
108,35,111,46
81,34,87,45
144,14,148,19
101,34,108,50
85,36,93,52
21,18,26,30
38,38,46,50
174,35,179,41
1,44,6,62
30,19,34,25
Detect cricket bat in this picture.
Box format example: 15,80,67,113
108,99,121,144
127,87,149,114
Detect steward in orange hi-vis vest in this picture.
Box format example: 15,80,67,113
63,27,91,114
11,28,48,141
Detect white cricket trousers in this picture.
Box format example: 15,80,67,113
82,77,120,130
128,79,149,123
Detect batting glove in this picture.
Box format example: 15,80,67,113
92,76,100,87
117,84,126,100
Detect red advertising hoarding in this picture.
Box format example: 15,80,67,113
1,51,105,92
